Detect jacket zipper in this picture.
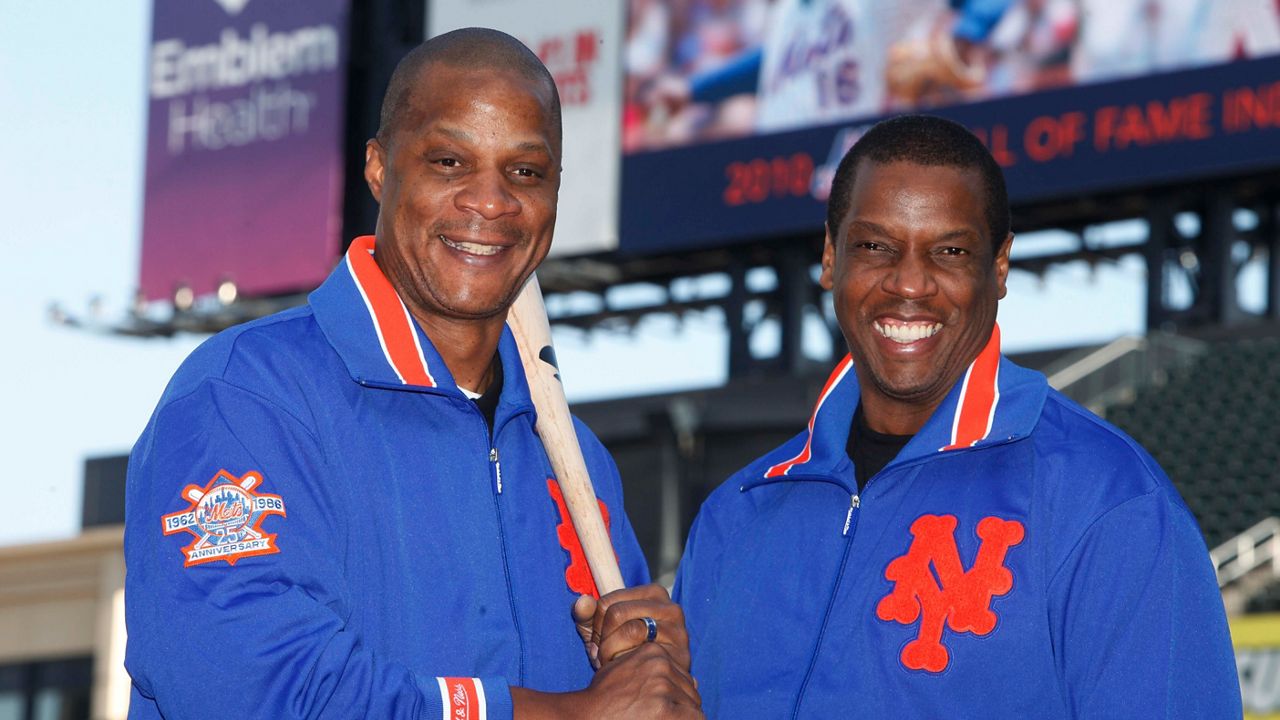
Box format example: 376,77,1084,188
490,447,503,494
758,430,1023,714
791,492,858,719
485,423,526,683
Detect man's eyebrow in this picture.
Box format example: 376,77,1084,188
846,220,980,243
845,219,895,238
436,126,474,144
515,141,553,155
934,228,982,243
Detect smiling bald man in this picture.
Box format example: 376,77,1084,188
124,28,699,720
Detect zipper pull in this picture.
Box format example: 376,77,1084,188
842,494,860,537
490,448,503,494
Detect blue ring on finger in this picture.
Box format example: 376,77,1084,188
642,616,658,643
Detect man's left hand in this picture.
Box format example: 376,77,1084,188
573,584,691,673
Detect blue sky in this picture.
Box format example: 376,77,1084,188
0,0,1170,548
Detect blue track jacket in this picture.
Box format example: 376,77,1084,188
125,237,649,719
674,327,1240,718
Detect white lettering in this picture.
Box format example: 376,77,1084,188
186,537,271,561
150,40,185,98
164,511,197,531
253,497,284,511
167,83,316,155
150,23,339,100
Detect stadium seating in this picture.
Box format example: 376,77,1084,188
1105,335,1280,557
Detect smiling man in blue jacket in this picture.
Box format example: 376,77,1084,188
673,114,1240,718
125,28,699,720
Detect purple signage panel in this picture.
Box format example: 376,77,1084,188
140,0,350,301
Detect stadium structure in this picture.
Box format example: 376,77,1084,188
8,0,1280,716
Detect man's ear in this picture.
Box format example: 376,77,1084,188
364,139,386,203
995,232,1013,300
819,223,836,291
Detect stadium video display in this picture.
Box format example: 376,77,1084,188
619,0,1280,254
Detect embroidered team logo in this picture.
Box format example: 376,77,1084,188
547,478,612,597
876,514,1024,673
161,469,286,567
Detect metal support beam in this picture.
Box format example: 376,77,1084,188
659,398,699,577
1266,199,1280,320
1200,190,1241,325
777,246,811,375
1144,198,1173,331
649,410,682,578
340,0,425,246
725,258,751,378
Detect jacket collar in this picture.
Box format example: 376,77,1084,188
311,236,445,389
309,236,535,419
747,325,1047,492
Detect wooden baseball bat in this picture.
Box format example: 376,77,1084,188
507,273,626,595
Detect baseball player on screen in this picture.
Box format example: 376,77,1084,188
668,0,1014,134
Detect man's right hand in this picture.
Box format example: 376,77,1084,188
511,642,703,719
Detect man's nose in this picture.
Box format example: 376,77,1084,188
882,251,937,298
455,169,521,220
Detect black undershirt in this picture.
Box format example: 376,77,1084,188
847,403,913,493
472,356,503,436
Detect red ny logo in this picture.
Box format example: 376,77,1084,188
876,514,1024,673
547,478,613,598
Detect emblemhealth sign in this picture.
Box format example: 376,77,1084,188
150,23,339,155
1235,614,1280,718
139,0,350,303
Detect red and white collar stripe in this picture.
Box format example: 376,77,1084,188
765,355,855,478
344,236,436,387
765,324,1003,476
942,324,1002,451
436,677,486,720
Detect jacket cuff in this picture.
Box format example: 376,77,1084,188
418,676,512,720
